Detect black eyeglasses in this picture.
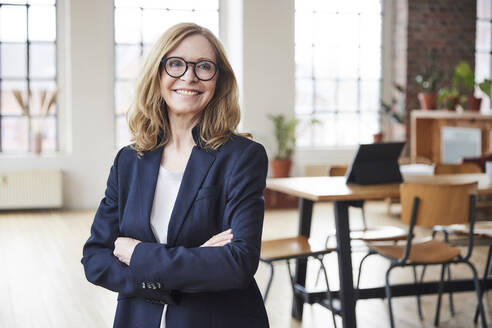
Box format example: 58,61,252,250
160,56,218,81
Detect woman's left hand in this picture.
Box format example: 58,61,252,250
114,237,141,266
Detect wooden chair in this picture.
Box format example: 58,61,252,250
363,182,487,328
434,163,482,175
260,236,338,327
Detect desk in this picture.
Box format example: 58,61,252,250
266,174,492,328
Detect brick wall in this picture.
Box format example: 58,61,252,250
392,0,477,141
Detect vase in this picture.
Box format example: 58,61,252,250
467,96,482,112
270,159,293,178
373,132,384,143
31,131,43,155
418,92,437,110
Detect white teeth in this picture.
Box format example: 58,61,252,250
175,89,199,96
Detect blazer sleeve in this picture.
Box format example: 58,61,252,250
81,148,176,303
128,142,268,292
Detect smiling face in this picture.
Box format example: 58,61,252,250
160,34,218,121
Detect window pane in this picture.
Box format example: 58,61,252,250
359,0,382,14
29,43,56,78
360,47,381,79
295,12,313,47
29,80,57,116
193,10,219,37
1,80,28,115
335,113,360,145
475,52,491,82
359,112,379,143
116,115,131,148
142,9,171,44
1,43,27,78
295,44,312,78
360,80,380,111
191,0,218,11
2,116,29,152
314,13,338,46
311,113,336,147
338,14,359,49
295,0,315,13
115,81,134,115
295,78,313,113
313,43,338,79
360,13,381,48
28,5,56,41
115,44,141,79
315,80,336,111
478,0,491,19
338,80,358,111
115,8,141,43
338,48,358,79
28,0,56,4
142,10,193,43
2,0,27,4
151,0,195,10
0,5,27,42
115,0,141,8
476,20,491,51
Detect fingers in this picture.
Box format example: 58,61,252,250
200,229,233,247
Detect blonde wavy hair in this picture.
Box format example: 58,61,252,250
127,23,246,156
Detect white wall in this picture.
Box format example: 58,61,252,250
0,0,387,209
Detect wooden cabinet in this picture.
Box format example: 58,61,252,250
411,110,492,164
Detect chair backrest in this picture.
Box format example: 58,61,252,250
434,163,482,175
398,156,433,165
328,165,348,177
462,152,492,172
400,182,477,227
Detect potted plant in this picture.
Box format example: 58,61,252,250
12,88,57,154
438,87,459,111
453,61,481,111
268,114,298,178
479,78,492,101
415,52,442,110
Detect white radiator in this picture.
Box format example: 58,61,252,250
0,170,63,209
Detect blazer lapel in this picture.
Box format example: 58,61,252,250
136,145,163,243
167,147,216,246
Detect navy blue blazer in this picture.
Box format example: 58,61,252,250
82,126,270,328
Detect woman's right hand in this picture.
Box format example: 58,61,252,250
200,229,233,247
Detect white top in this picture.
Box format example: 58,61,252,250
149,165,183,328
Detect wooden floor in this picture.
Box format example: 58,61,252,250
0,201,491,327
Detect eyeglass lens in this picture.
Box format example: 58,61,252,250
164,57,217,81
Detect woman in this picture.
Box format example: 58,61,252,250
81,23,269,328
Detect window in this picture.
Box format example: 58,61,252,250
0,0,57,153
114,0,219,148
476,0,491,111
295,0,383,147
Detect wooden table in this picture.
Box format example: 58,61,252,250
266,174,492,328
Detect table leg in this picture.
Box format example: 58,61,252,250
291,198,314,320
334,200,357,328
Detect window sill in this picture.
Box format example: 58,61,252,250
0,152,68,159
